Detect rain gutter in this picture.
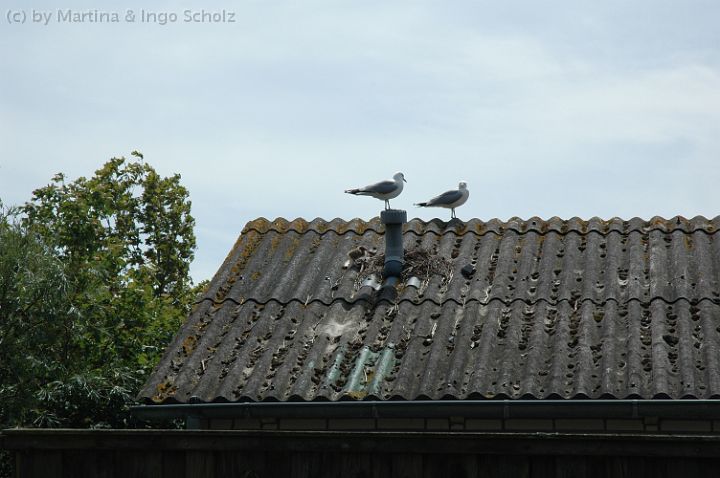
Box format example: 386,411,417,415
132,399,720,422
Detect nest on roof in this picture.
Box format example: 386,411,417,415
353,247,454,290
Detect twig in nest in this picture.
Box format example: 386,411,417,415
354,247,454,289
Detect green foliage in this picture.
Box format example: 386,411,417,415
0,156,198,438
0,205,77,426
22,157,195,299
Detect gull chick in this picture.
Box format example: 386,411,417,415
344,246,376,269
415,181,469,219
347,246,369,261
345,172,406,210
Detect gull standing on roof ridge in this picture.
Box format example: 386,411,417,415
344,172,406,210
415,181,470,219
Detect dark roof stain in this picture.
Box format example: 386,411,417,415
140,216,720,404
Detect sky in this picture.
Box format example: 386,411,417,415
1,0,719,283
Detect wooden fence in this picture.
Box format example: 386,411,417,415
4,429,720,477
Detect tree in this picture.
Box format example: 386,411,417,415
0,155,199,434
0,203,78,427
23,157,195,299
21,157,197,369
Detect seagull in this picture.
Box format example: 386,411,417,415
345,172,406,210
415,181,469,219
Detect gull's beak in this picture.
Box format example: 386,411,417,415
403,177,407,183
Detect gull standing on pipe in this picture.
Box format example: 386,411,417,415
415,181,470,219
344,172,406,210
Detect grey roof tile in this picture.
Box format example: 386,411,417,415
140,216,720,404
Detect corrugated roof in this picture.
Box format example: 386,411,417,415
140,216,720,403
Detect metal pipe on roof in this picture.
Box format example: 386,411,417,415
380,209,407,279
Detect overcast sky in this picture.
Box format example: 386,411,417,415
2,1,719,282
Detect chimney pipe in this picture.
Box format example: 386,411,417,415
381,209,407,280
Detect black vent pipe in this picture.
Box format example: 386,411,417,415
380,209,407,280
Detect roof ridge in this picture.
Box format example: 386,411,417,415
240,216,720,237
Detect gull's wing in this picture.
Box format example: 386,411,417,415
425,189,463,206
357,179,397,194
